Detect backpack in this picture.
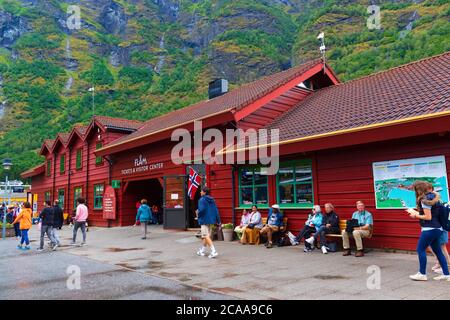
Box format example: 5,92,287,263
437,202,450,231
277,234,291,247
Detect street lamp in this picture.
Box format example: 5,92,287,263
2,158,12,240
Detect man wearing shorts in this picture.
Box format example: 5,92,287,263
196,187,221,259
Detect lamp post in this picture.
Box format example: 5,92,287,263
2,158,12,240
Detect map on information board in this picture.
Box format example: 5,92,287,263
373,155,449,209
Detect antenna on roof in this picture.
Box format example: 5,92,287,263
317,32,326,74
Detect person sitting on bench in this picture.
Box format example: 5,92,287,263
294,205,323,252
234,209,251,241
342,201,373,257
305,203,340,254
260,204,283,249
241,205,263,245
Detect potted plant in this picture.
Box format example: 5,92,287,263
221,223,234,241
0,222,15,238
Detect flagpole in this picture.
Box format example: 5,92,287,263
92,87,95,116
89,86,95,116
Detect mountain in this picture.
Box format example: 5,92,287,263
0,0,448,179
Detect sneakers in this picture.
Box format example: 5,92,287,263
266,242,273,249
36,248,44,252
24,246,30,250
196,249,206,257
305,237,315,245
80,242,86,247
303,247,313,253
434,268,443,274
52,244,58,251
208,251,218,259
321,246,328,254
433,275,450,281
69,242,77,246
409,272,428,281
17,245,22,250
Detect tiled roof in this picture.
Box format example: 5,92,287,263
265,52,450,143
102,58,324,151
21,163,45,178
94,115,144,131
74,125,88,137
44,139,55,150
58,133,70,145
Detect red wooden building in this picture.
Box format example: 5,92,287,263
21,116,143,226
24,52,450,251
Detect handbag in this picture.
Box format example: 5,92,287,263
135,220,141,226
345,219,359,233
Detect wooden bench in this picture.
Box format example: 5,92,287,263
324,220,373,252
326,220,347,238
260,217,288,243
261,217,288,232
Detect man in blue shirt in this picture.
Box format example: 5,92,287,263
342,201,373,257
260,204,283,249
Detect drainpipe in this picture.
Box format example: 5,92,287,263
85,141,90,207
67,147,72,216
231,165,237,227
105,155,113,185
52,155,56,203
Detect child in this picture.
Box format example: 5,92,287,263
12,202,32,250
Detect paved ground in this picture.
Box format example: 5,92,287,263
1,225,449,300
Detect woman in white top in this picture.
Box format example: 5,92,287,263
241,205,263,244
234,209,251,241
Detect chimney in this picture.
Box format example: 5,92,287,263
208,79,228,100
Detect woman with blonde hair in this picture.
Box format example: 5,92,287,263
407,181,449,281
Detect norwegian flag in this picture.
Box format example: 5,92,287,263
188,167,202,200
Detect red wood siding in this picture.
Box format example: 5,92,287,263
315,134,450,251
220,134,450,251
111,140,186,226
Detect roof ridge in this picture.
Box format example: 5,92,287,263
94,115,144,124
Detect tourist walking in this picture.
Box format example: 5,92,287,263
12,202,32,250
407,181,450,281
51,200,64,246
70,198,89,246
196,188,221,259
38,200,57,252
134,199,153,239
